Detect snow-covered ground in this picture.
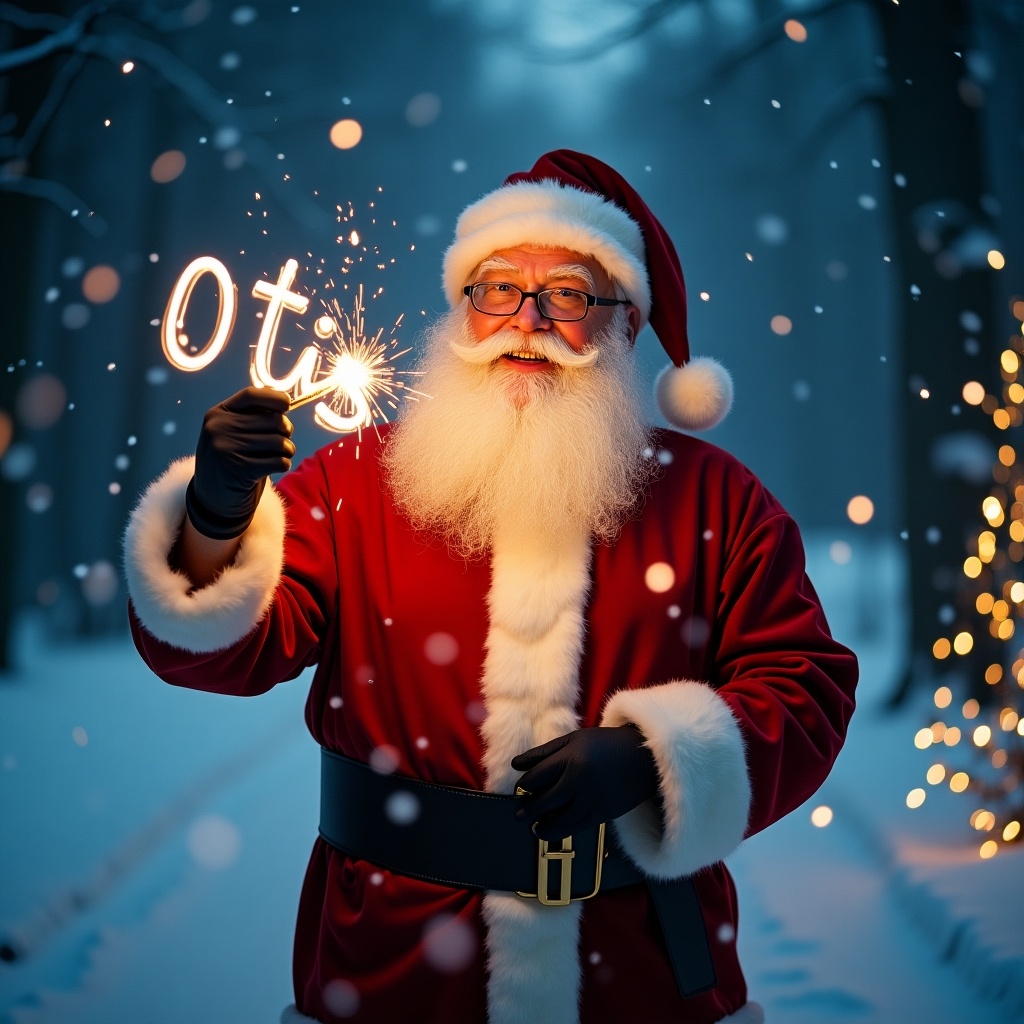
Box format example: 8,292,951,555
0,535,1020,1023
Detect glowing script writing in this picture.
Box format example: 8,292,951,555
162,256,237,372
160,256,389,433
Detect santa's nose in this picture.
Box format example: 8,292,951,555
509,293,552,332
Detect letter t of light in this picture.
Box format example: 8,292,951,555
250,258,321,394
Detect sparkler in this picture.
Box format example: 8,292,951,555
305,285,413,433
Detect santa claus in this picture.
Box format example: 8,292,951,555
124,150,857,1024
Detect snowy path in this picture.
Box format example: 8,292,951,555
732,803,1006,1024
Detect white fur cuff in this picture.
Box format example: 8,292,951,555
601,680,750,878
280,1006,320,1023
718,1002,765,1023
123,456,286,654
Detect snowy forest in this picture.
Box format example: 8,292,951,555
1,1,1022,1022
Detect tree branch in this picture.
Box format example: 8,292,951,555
0,3,67,32
524,0,858,77
0,174,107,236
16,51,88,160
73,30,334,235
0,2,108,74
790,76,892,169
523,0,689,63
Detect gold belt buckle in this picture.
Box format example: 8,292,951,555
515,812,607,906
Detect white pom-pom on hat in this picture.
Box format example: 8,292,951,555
655,357,733,432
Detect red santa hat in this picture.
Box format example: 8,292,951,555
442,149,732,431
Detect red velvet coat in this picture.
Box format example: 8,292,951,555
126,426,857,1024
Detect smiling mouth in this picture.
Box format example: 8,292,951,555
501,351,549,363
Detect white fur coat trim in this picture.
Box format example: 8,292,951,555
601,680,751,878
278,999,766,1022
122,455,285,654
480,527,592,1024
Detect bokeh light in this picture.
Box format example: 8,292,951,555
405,92,441,127
323,980,360,1017
186,814,241,869
644,562,675,593
829,540,852,564
423,632,459,666
82,265,121,303
150,149,186,183
810,805,832,827
949,771,969,793
330,118,363,149
770,315,792,335
81,560,118,606
962,381,985,405
422,913,475,973
783,19,807,42
15,375,66,430
384,790,420,826
846,495,874,525
0,410,12,458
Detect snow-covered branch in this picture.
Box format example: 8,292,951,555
0,2,108,74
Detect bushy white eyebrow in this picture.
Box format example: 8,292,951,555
545,264,596,290
473,257,596,291
475,256,520,276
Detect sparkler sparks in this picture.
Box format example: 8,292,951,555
296,285,420,434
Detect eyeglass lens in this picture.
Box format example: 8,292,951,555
470,283,589,321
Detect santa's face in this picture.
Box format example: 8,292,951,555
382,252,653,555
464,245,641,391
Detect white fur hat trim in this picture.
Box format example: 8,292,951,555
443,180,652,322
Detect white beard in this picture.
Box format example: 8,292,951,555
382,305,654,556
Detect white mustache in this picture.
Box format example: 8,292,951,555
449,329,600,369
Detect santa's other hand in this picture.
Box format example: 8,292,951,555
511,726,658,841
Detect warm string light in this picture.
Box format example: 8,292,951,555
919,300,1024,857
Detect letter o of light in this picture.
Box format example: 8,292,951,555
162,257,237,371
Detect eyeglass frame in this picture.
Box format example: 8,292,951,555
462,283,632,322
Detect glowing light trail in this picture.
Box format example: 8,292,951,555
161,256,237,371
161,257,419,434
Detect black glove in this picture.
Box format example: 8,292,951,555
511,726,659,842
186,386,294,539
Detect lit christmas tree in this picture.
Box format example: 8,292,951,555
916,298,1024,858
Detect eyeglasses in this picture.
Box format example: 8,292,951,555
463,282,631,322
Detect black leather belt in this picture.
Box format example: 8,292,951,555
319,747,717,998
